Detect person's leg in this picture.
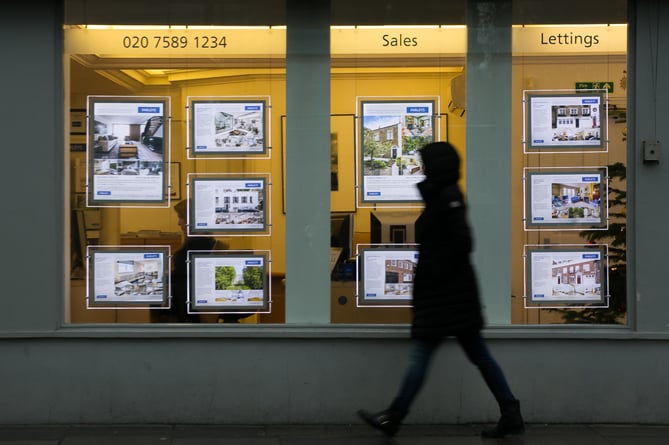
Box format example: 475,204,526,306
457,332,515,402
388,338,440,413
457,332,524,438
358,338,440,437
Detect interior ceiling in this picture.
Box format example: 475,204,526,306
70,53,466,93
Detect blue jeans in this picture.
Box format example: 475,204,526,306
389,332,516,414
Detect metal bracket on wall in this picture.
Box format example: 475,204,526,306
642,140,660,164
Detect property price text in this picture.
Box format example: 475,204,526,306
122,35,228,50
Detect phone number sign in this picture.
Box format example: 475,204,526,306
65,28,285,56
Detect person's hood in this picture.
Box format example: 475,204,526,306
419,141,460,185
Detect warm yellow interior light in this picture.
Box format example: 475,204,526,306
514,23,627,28
82,24,276,30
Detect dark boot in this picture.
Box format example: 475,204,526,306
481,399,525,438
357,408,405,437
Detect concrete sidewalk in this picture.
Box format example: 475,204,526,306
0,423,668,444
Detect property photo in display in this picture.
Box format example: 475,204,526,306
360,100,435,203
190,176,267,233
188,252,269,313
87,96,169,204
357,245,419,306
525,245,607,305
525,168,607,230
88,247,169,307
190,98,267,155
525,90,607,151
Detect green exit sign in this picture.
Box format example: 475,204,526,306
575,81,614,92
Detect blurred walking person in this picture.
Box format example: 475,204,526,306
357,142,524,439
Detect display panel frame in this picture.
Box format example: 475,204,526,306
86,95,170,207
524,89,608,153
524,167,609,230
524,244,609,307
357,98,437,205
187,250,271,314
166,161,181,200
188,96,269,159
356,244,419,307
187,173,270,236
86,245,170,308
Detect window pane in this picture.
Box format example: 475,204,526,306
65,1,287,324
511,1,628,325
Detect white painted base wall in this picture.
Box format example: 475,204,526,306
0,337,665,425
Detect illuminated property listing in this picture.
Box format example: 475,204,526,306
360,100,435,203
191,176,266,233
526,91,606,151
526,246,606,303
88,97,168,204
89,248,168,305
359,246,419,305
189,252,268,311
190,99,267,155
526,168,607,229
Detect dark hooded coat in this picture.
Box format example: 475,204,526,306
150,235,216,323
411,141,484,339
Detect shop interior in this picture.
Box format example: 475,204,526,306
65,23,627,326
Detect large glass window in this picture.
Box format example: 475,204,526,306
64,1,287,324
64,0,627,327
328,0,627,326
328,23,467,323
510,8,628,325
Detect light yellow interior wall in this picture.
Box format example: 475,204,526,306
116,69,467,275
76,56,626,322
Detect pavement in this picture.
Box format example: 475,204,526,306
0,423,668,445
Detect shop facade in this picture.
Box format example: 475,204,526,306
2,0,669,424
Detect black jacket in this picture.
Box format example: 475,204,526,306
151,235,216,323
411,142,484,339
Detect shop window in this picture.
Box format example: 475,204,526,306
64,0,627,328
64,0,287,325
329,0,627,326
511,7,628,324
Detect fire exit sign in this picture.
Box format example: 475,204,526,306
575,81,614,92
